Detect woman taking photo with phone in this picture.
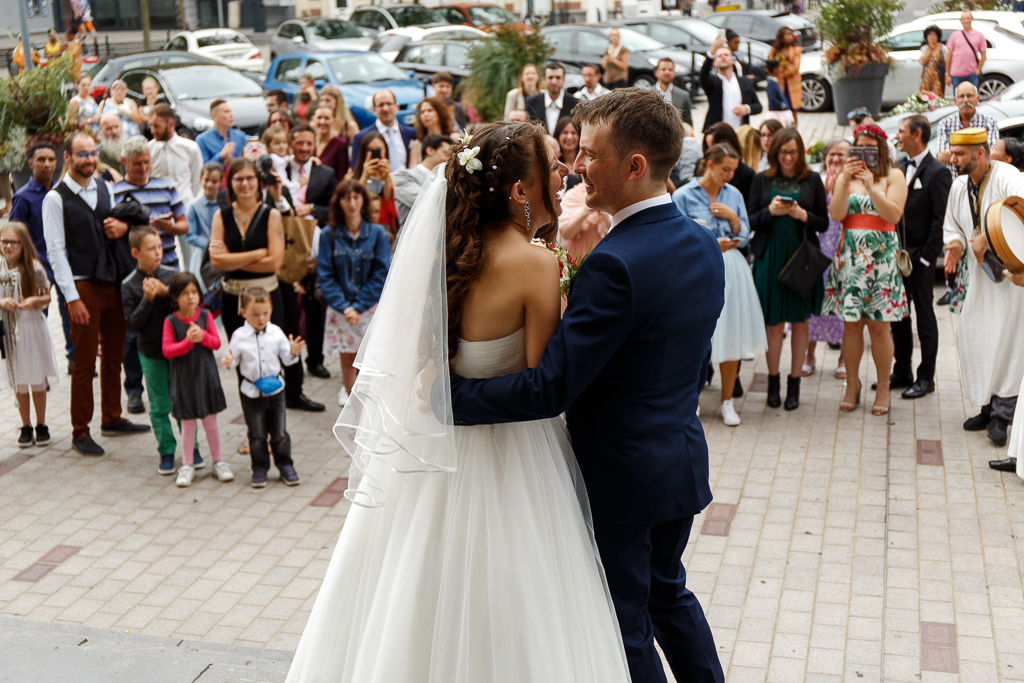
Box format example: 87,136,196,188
747,128,829,411
347,132,398,236
673,143,766,426
823,125,908,416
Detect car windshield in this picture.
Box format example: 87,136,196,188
308,20,362,40
163,67,265,99
196,33,249,47
600,26,667,51
327,53,410,84
88,59,108,79
673,20,720,44
391,6,447,27
774,14,810,29
467,6,517,25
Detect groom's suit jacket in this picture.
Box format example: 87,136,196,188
450,201,725,524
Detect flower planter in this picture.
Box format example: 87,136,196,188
832,62,889,126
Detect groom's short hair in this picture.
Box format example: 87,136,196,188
574,88,683,182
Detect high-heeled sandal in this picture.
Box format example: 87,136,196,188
834,364,847,380
840,378,861,412
872,381,891,416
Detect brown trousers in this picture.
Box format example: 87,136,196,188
70,280,126,437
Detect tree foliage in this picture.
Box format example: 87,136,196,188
0,53,78,169
813,0,904,68
463,26,554,123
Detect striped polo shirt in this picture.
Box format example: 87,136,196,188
113,176,185,267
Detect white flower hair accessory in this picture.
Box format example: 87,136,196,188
457,145,483,174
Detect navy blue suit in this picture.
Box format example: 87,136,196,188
350,122,416,166
450,200,726,683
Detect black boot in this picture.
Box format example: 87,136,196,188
767,374,781,408
785,375,800,411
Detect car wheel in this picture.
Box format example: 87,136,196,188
979,74,1011,100
801,75,832,113
631,73,656,89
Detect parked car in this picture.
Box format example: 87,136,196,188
347,5,449,36
435,4,525,31
270,19,373,59
704,11,819,50
163,29,263,73
878,99,1024,145
800,17,1024,113
118,62,267,139
394,38,479,89
370,25,488,62
918,10,1024,39
264,51,427,129
86,51,219,100
539,25,695,92
614,17,770,82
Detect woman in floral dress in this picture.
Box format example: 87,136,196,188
805,139,848,379
919,25,949,97
824,125,908,416
768,27,803,124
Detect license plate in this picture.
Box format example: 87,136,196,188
404,114,416,125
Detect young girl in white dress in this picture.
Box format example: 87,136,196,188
0,223,59,448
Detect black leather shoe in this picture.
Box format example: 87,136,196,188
733,376,743,398
964,412,991,431
988,418,1009,446
307,364,331,379
784,375,800,411
889,373,915,389
937,291,951,306
287,394,326,412
901,380,935,399
766,374,781,408
989,457,1017,472
101,418,151,436
72,434,105,456
127,393,145,414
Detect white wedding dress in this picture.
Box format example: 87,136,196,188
285,167,631,683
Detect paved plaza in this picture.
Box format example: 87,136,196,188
4,110,1023,682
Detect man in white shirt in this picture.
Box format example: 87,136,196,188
351,90,416,171
698,43,761,132
393,134,452,224
575,64,610,102
526,63,576,135
148,104,203,205
653,57,693,127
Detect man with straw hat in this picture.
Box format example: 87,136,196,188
943,126,1024,449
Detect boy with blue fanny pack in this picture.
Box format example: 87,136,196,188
221,286,306,488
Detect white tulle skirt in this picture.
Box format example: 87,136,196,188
285,417,632,683
711,248,768,365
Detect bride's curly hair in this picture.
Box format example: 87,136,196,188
445,121,557,361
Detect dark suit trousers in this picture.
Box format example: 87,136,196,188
277,282,306,400
594,516,723,683
892,263,937,383
70,280,125,437
301,293,325,368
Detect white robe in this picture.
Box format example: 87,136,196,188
943,160,1024,407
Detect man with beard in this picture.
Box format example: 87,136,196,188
942,127,1024,449
936,81,999,174
42,132,150,456
148,104,203,205
97,113,128,179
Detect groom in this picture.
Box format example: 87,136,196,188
450,89,725,682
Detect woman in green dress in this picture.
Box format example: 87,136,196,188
747,128,829,411
823,125,908,416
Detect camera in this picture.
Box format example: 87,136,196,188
256,154,277,186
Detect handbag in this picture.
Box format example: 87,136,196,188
277,214,317,283
777,232,832,299
895,217,913,278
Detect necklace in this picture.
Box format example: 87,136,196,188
233,205,257,230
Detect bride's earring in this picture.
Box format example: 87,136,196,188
524,200,531,234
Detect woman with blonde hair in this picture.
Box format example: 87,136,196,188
736,125,763,170
99,79,141,136
503,63,540,120
315,85,360,141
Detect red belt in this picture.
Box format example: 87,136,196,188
842,214,895,232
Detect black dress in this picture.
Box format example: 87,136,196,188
165,310,227,420
219,203,286,339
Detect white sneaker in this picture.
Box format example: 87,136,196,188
720,400,741,427
338,385,349,406
176,465,195,487
213,461,234,482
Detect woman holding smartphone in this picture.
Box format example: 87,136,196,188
674,143,766,426
747,128,829,411
823,125,908,416
347,132,398,236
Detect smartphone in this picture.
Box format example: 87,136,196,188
370,148,382,160
778,196,795,205
849,146,879,173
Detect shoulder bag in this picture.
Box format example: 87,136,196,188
777,206,832,299
895,216,913,278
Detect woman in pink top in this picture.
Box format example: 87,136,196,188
945,11,986,91
557,183,610,260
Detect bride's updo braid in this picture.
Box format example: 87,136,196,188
445,120,553,361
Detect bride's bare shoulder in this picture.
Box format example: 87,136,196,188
486,236,560,283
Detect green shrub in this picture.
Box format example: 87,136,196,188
463,26,553,123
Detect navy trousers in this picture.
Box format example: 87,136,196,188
594,516,724,683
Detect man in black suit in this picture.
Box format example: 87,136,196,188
892,114,951,398
526,62,577,135
351,90,417,172
699,42,761,132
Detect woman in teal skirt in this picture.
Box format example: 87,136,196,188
747,128,829,411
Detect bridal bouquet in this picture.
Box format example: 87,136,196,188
532,239,586,299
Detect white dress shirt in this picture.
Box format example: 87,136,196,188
905,149,928,186
575,84,610,101
375,118,408,171
544,90,565,135
609,194,673,232
719,71,744,129
655,82,674,106
148,133,203,204
226,321,299,399
42,174,115,304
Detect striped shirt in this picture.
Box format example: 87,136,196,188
936,111,1000,175
113,176,185,267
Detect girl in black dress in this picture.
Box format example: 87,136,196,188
162,272,231,488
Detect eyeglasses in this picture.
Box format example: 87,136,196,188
777,149,800,158
375,102,397,109
761,132,774,139
74,151,99,159
0,240,20,248
232,176,258,184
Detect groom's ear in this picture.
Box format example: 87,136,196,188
624,152,649,184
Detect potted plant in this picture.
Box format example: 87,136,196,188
462,25,554,124
0,53,78,187
814,0,904,125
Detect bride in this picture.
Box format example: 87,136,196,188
284,121,632,682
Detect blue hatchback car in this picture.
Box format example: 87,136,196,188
264,51,429,129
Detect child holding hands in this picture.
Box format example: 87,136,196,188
0,223,59,447
221,286,305,488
